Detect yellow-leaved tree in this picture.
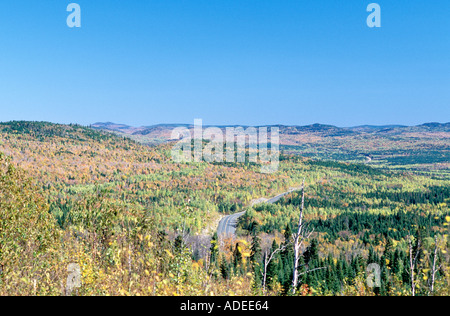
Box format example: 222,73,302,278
0,153,60,295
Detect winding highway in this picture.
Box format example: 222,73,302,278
217,187,301,238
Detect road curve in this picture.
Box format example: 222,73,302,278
217,187,301,238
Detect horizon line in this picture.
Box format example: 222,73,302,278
1,120,449,129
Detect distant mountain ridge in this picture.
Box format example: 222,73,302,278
1,120,448,167
92,121,450,138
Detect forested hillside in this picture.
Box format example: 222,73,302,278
0,121,449,296
93,121,450,171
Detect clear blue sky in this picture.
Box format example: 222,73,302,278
0,1,448,127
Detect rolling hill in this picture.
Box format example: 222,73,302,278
92,121,450,169
1,120,449,296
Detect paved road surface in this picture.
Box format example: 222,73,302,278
217,187,301,238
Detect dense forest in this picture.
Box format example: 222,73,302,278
0,122,449,296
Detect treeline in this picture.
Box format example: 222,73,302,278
0,121,121,143
304,159,390,177
241,184,450,234
310,211,448,244
209,217,450,296
364,186,450,206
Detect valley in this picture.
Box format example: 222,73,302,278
0,120,449,296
